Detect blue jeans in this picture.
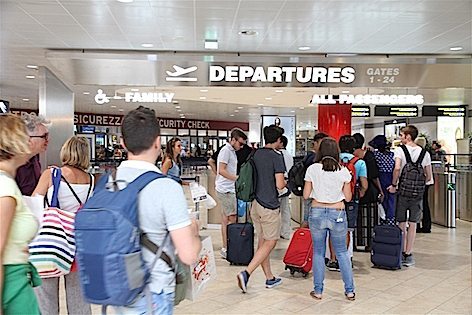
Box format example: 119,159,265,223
115,291,175,315
309,207,355,295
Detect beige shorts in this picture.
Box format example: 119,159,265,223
250,200,281,241
216,191,236,216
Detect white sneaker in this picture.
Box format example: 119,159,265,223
220,248,227,259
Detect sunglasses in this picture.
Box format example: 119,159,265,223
30,133,49,140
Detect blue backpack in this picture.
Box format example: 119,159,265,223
74,171,166,308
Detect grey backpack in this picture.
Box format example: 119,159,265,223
398,145,427,198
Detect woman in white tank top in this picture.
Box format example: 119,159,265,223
33,136,93,315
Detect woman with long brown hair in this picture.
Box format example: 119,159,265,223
161,137,184,183
303,137,355,301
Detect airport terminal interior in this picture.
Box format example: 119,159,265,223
1,0,471,314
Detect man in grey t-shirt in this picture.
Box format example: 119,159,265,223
115,107,201,314
237,125,286,293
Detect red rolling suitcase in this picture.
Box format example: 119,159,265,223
283,228,313,277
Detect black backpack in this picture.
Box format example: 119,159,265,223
288,152,315,197
398,145,427,198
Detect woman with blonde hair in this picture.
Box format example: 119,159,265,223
0,114,41,315
33,136,93,315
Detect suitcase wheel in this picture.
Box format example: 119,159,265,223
302,272,309,278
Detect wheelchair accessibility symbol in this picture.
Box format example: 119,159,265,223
94,89,111,105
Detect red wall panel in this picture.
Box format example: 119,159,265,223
318,103,352,141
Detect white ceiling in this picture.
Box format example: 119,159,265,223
1,0,471,129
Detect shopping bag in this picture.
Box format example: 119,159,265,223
29,168,76,278
185,236,217,301
378,203,386,221
205,194,217,209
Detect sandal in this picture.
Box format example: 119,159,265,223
345,292,356,301
310,291,322,300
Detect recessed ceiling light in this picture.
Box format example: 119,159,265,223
199,96,206,100
290,110,295,113
299,107,305,110
230,114,235,117
141,43,154,48
265,97,272,100
177,109,182,112
172,100,179,104
298,46,311,51
83,92,90,95
275,90,284,93
237,106,243,109
26,65,38,69
238,30,258,36
119,109,124,112
450,46,463,51
175,106,181,109
204,39,218,50
26,75,35,79
181,116,186,119
131,88,139,92
234,110,239,112
22,98,29,101
111,105,117,108
200,89,208,92
257,103,263,106
342,90,350,93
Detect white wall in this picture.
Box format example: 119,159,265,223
415,121,437,141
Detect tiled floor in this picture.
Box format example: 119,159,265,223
173,220,471,315
82,220,471,315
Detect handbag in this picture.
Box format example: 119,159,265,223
29,168,92,278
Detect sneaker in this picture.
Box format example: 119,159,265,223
237,271,249,293
327,260,340,272
220,248,227,259
403,254,415,267
265,277,282,289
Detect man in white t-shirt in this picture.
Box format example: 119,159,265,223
387,125,432,267
215,128,247,259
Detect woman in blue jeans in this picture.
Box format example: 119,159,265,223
303,137,355,301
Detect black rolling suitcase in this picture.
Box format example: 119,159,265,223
226,202,254,265
354,202,378,252
371,224,403,270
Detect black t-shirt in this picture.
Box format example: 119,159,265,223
359,150,380,204
253,148,286,209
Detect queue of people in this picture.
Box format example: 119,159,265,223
1,109,435,314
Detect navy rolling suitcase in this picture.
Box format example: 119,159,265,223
371,224,403,270
227,203,254,265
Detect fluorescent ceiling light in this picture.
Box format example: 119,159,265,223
265,97,272,100
141,43,154,48
26,65,38,69
199,96,207,100
204,39,218,50
326,53,358,57
26,75,35,79
22,98,29,101
290,110,295,113
298,46,311,51
237,106,243,109
449,46,463,51
131,88,139,92
177,109,182,112
111,105,117,108
257,103,263,106
200,89,208,92
275,90,284,93
83,92,90,95
230,114,235,117
342,90,350,93
119,109,124,112
117,0,133,3
175,106,181,109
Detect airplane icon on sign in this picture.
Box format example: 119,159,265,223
165,65,198,82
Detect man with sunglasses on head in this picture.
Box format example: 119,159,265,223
15,113,50,195
215,128,248,259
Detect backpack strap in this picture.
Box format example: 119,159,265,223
126,171,167,194
416,148,427,166
349,156,360,166
400,145,412,164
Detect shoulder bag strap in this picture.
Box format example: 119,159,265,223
61,175,84,205
48,167,62,208
140,233,174,269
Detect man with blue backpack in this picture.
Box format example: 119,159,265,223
75,106,201,314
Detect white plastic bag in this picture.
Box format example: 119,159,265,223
378,203,386,220
204,194,217,209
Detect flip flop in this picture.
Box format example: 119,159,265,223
345,292,356,301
